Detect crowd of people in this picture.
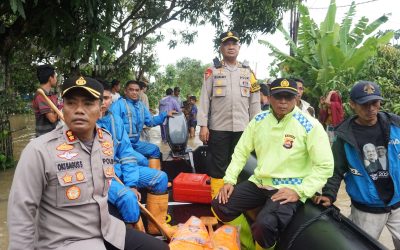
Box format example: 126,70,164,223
7,30,400,250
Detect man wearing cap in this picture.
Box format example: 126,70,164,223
198,31,261,198
313,80,400,249
8,76,168,250
211,78,333,250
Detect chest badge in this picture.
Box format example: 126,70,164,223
75,171,85,181
62,172,73,184
66,186,81,200
103,149,113,156
58,151,78,160
102,141,112,149
56,143,74,151
283,134,296,149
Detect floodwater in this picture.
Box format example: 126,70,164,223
0,114,394,249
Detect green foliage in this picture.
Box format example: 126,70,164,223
259,0,392,108
358,45,400,115
148,58,208,109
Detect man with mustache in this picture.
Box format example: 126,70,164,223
8,76,168,250
314,81,400,249
198,31,261,199
211,78,333,250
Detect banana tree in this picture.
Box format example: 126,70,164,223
259,0,393,100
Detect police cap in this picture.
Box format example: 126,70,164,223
62,76,103,99
220,31,240,43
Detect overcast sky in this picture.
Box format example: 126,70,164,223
154,0,399,79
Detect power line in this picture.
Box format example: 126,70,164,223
308,0,379,9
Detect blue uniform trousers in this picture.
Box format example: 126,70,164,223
108,166,168,223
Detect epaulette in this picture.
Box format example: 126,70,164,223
255,111,269,122
213,57,222,68
241,60,250,68
293,112,313,133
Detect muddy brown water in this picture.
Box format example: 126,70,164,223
0,114,393,249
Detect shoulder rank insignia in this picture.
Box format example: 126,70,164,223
103,149,113,156
66,130,77,142
66,186,81,200
293,112,313,133
56,143,74,151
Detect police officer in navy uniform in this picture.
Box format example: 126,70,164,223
7,76,168,250
198,31,261,198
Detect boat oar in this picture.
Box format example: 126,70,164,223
114,176,172,241
36,88,64,120
200,216,218,236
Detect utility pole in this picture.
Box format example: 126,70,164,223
289,0,302,56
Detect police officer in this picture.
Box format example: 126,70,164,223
198,31,261,198
8,76,168,250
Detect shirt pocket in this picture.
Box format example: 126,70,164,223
213,77,227,97
56,169,89,207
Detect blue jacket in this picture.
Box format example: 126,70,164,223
110,98,167,144
322,112,400,213
97,111,140,187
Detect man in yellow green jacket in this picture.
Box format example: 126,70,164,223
211,78,334,250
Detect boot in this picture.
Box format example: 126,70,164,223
146,193,177,237
210,178,224,199
226,214,255,250
148,158,161,170
132,216,146,233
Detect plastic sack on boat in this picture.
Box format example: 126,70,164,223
211,225,240,250
169,216,212,250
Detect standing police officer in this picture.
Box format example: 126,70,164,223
198,31,261,198
8,76,168,250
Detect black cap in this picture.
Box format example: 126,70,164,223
62,76,103,99
270,78,298,96
220,31,240,43
350,81,383,104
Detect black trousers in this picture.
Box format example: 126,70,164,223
207,130,243,178
211,181,300,248
105,203,169,250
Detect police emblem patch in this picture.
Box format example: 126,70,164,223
56,143,74,151
283,134,295,149
105,166,114,177
76,77,86,86
75,171,85,181
66,186,81,200
280,79,290,87
62,172,73,184
58,151,78,160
